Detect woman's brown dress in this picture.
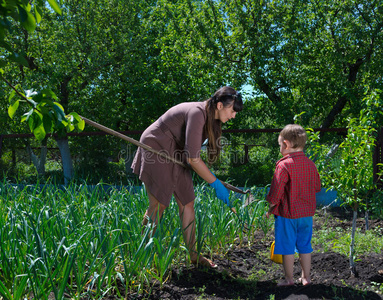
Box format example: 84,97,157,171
131,101,207,207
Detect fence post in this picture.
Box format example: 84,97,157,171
373,126,383,189
244,144,249,164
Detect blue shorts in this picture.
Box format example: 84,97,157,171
274,215,313,255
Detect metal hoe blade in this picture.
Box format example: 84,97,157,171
243,193,258,207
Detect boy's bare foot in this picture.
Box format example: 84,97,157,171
277,280,295,287
191,256,217,269
298,277,312,286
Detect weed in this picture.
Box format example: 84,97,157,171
248,268,267,282
198,285,206,293
371,282,383,295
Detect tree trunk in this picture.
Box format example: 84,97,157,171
123,144,136,179
321,58,364,130
26,138,48,176
349,209,358,277
320,96,349,130
0,135,3,159
55,136,73,185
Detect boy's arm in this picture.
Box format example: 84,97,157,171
266,164,288,214
266,203,277,218
315,169,321,193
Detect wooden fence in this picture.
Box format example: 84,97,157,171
0,127,382,187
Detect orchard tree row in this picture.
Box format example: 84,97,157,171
1,0,382,183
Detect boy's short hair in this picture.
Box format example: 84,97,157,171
280,124,307,149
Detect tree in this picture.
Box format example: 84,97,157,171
160,0,383,129
1,0,84,183
333,90,382,276
2,0,382,184
3,0,244,181
308,89,383,276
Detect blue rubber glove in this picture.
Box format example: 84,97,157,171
209,178,230,206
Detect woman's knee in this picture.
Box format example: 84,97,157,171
177,200,194,213
147,202,166,219
145,192,167,220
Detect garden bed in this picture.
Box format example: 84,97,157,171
127,207,383,300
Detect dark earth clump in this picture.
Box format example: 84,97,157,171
125,207,383,300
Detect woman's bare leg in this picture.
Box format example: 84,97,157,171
174,197,216,268
142,189,166,234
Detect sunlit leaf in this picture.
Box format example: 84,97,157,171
47,0,62,15
8,100,20,119
28,113,36,132
42,89,58,100
77,118,85,131
33,123,46,141
19,6,37,32
18,5,28,22
53,108,65,126
54,102,65,112
68,112,85,131
8,89,16,102
34,5,42,23
66,123,75,132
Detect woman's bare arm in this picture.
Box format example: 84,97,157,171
187,157,216,184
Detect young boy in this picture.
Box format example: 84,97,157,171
266,124,321,287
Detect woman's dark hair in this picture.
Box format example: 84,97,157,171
205,86,243,164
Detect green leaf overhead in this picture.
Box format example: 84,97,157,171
18,5,37,32
47,0,62,15
8,100,20,119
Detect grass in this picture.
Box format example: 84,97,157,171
0,180,269,299
312,215,383,257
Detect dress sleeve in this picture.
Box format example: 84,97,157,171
184,105,206,158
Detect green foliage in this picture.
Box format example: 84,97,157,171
332,90,382,209
370,188,383,219
307,89,383,211
306,130,343,189
332,228,383,257
221,146,276,187
1,0,383,187
1,0,84,142
0,0,61,66
312,224,383,258
6,85,85,140
5,0,382,137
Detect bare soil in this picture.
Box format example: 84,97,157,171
129,207,383,300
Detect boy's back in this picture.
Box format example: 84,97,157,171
266,124,321,287
267,151,321,218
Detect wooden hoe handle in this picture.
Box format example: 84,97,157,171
80,116,248,205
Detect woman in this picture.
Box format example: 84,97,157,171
131,86,243,268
